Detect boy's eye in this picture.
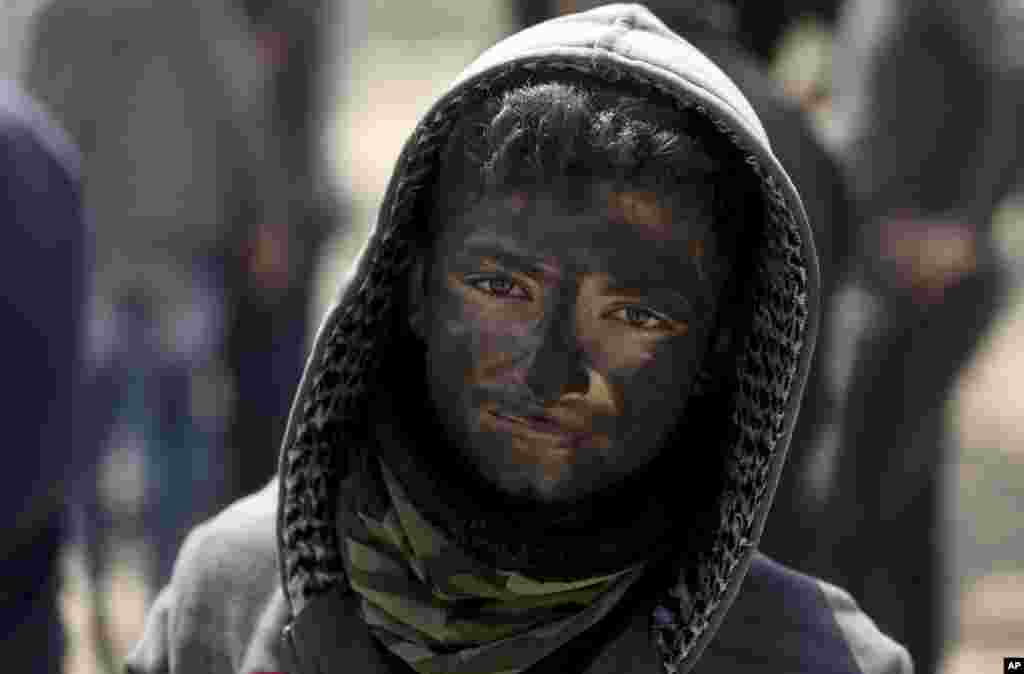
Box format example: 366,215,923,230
467,276,531,299
609,306,684,332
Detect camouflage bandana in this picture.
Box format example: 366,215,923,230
340,459,645,674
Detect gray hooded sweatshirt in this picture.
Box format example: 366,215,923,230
126,5,912,673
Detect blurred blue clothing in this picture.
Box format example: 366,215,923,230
0,79,88,671
74,258,228,596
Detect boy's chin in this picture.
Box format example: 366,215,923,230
483,464,613,508
459,432,626,507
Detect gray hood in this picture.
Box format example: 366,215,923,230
276,4,818,671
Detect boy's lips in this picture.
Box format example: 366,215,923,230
487,408,595,447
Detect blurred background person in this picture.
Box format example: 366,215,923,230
508,0,856,582
24,0,268,593
510,0,844,64
0,78,92,672
826,0,1024,672
22,0,350,633
224,0,351,503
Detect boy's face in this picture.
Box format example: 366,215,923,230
412,183,724,503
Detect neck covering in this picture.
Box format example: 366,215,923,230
339,459,644,674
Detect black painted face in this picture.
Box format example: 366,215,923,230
410,183,724,503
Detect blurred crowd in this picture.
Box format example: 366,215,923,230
1,0,1021,672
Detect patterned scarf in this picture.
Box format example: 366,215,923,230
340,459,645,674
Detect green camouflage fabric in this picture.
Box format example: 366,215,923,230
341,460,645,674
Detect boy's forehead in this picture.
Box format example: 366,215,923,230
437,182,716,251
604,188,688,241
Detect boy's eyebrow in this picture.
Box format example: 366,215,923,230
602,276,697,315
456,241,563,278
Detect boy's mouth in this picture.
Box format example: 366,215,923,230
487,408,594,448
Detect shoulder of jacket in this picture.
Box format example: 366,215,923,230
816,577,914,674
694,554,912,674
174,478,280,580
125,479,287,674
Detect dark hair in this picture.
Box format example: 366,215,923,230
431,79,751,291
441,81,719,190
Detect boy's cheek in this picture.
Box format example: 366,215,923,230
581,333,658,375
445,298,537,344
437,305,537,382
608,346,693,406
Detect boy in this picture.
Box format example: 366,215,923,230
127,6,910,673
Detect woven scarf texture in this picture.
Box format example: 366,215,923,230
340,459,644,674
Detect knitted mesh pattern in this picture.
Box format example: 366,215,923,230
651,153,808,672
278,57,808,671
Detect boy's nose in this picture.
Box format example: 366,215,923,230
523,308,589,403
